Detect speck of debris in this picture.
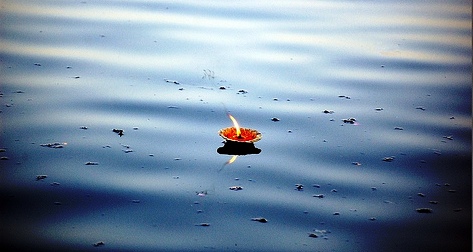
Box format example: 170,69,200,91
416,106,426,111
333,212,340,215
229,186,243,191
338,95,351,99
271,117,280,122
85,162,99,165
251,217,268,223
219,86,226,90
40,142,66,148
417,193,426,197
195,223,210,227
416,208,432,213
50,182,60,186
394,127,404,130
342,118,356,124
0,156,9,160
133,127,139,130
382,156,395,162
34,63,41,66
238,89,248,94
371,187,377,191
36,175,48,181
313,184,321,188
331,189,338,193
132,200,140,203
352,162,361,166
443,135,453,140
93,241,105,247
323,110,334,114
308,233,319,238
375,108,384,111
313,194,324,198
112,129,124,136
167,106,179,109
295,184,304,191
80,126,88,130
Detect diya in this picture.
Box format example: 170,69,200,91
217,114,262,155
218,115,262,143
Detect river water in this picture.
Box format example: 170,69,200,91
1,0,471,251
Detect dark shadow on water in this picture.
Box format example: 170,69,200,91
216,141,261,155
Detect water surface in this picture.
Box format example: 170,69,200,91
1,0,471,251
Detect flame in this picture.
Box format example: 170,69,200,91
228,114,241,137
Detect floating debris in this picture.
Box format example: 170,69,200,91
417,193,426,197
80,126,88,130
416,208,432,213
34,63,42,66
273,98,278,101
416,106,426,111
323,110,334,114
133,127,139,130
375,108,384,111
229,186,243,191
333,212,340,215
167,105,180,109
219,86,226,90
271,117,280,122
164,79,180,84
313,194,324,198
93,241,105,247
251,217,268,223
443,135,453,140
342,117,356,124
0,156,9,160
369,217,377,221
195,223,210,227
36,175,47,181
112,129,124,136
382,156,395,162
40,142,66,148
122,149,133,153
394,127,404,130
238,89,248,94
50,182,60,186
308,233,319,238
295,184,304,191
196,191,207,197
338,95,351,99
371,187,377,191
331,189,338,193
312,184,321,188
85,161,99,165
352,162,361,166
131,200,140,203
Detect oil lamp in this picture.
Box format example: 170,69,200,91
217,114,262,155
218,114,262,143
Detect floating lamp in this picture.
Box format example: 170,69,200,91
217,114,262,156
218,114,262,143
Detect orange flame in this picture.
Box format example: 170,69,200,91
228,114,241,137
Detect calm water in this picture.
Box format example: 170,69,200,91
1,0,471,251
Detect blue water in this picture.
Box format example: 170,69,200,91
1,0,471,251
